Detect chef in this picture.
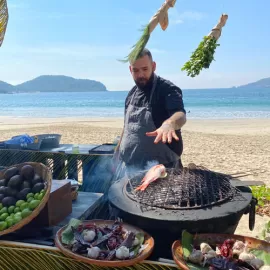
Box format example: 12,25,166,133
113,48,186,176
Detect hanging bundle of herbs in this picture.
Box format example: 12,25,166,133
181,14,228,77
0,0,9,47
121,0,176,63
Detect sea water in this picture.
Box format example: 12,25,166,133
0,88,269,119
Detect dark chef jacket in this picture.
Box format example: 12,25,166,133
124,75,186,157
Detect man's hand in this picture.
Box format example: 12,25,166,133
146,122,179,144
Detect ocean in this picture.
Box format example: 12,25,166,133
0,88,269,119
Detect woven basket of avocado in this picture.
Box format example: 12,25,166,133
0,162,52,235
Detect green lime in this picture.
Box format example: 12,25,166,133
20,202,29,211
0,207,7,215
37,193,44,200
8,206,15,214
40,189,45,194
27,197,34,203
6,219,13,228
0,221,7,231
14,207,20,213
21,208,32,218
26,193,34,199
0,213,8,221
14,212,22,218
34,193,40,200
0,203,3,210
13,216,22,224
29,200,40,210
16,200,25,208
9,213,14,218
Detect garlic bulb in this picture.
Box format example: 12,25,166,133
87,247,100,259
232,240,245,255
116,246,130,259
239,249,255,262
188,250,204,264
83,230,96,242
200,243,213,254
250,258,264,269
259,266,270,270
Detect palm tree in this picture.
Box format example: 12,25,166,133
0,0,8,47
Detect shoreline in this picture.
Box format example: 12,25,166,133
1,116,270,135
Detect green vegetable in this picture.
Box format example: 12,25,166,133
181,230,194,260
181,36,220,77
61,218,82,245
120,25,150,63
129,232,145,258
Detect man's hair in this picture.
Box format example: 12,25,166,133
129,48,153,64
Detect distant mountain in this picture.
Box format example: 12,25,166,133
0,81,14,93
0,75,107,93
237,77,270,89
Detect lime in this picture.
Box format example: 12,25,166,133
0,207,7,215
29,200,40,210
21,208,32,218
37,193,44,200
13,215,22,224
0,213,8,221
34,193,40,200
20,202,29,211
16,200,25,208
0,221,7,231
14,207,20,213
14,212,22,218
8,206,15,214
27,197,34,203
0,203,3,210
9,213,15,218
6,219,13,228
26,193,34,199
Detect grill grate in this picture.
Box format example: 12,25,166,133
125,167,245,210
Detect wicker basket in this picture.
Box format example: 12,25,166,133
0,162,52,236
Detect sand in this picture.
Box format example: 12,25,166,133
0,116,269,238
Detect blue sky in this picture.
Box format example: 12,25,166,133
0,0,269,90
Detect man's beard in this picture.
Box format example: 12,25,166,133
134,72,154,90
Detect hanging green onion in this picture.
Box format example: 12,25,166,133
120,0,177,63
181,14,228,77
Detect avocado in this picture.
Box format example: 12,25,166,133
0,179,6,187
32,183,45,194
0,186,6,195
8,175,22,189
0,194,4,203
32,174,42,186
4,167,19,181
2,197,17,207
21,181,32,190
16,188,31,200
20,165,35,181
5,187,18,197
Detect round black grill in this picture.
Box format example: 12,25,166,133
125,167,239,210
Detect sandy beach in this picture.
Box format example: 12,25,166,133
0,116,269,185
0,116,269,237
